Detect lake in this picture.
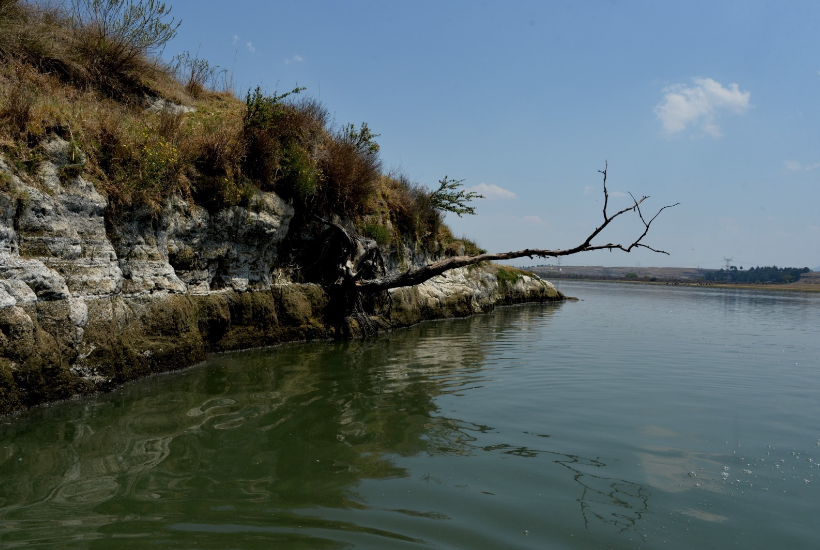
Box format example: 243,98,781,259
1,281,819,549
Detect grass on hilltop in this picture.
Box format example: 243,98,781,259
0,0,481,255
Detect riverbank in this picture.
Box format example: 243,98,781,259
0,261,561,417
0,4,567,417
548,277,820,293
0,140,561,417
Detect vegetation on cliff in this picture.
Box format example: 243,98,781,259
0,0,481,258
701,266,811,285
0,0,675,293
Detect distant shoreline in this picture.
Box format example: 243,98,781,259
543,278,820,293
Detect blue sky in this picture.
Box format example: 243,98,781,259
165,0,819,269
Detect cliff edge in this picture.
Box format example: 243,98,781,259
0,2,561,415
0,141,560,415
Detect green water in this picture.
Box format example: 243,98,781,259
1,282,819,548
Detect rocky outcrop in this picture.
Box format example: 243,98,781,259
0,141,562,415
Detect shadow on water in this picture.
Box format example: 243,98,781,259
0,302,651,548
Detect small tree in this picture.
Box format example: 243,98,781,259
70,0,180,86
429,176,484,217
340,122,380,156
70,0,180,56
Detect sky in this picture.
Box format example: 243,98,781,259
164,0,819,269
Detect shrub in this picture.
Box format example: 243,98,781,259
0,0,24,62
241,86,305,187
189,120,242,178
137,131,179,191
279,143,319,201
429,175,483,217
69,0,180,60
496,266,524,284
319,123,382,215
172,50,225,98
362,222,392,246
85,107,131,181
380,172,442,242
191,174,255,211
69,0,180,96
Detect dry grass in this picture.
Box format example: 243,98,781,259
318,134,381,215
0,0,473,257
0,76,34,135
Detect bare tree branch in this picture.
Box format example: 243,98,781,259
317,163,679,293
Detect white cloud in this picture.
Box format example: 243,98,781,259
232,34,239,45
467,183,516,200
610,191,629,198
584,185,595,195
784,160,820,172
285,55,304,65
655,77,751,137
246,42,256,53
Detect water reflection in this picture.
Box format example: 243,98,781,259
0,301,652,546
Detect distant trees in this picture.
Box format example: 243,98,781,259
702,266,810,284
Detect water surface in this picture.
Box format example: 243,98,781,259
1,282,819,548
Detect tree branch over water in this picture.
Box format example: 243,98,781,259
322,162,679,293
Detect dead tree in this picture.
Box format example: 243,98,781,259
315,162,677,333
320,162,678,297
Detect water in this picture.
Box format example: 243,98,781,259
1,281,819,548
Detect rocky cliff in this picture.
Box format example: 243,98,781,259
0,138,561,416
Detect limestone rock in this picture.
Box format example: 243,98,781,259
0,255,69,300
0,142,560,416
144,96,196,115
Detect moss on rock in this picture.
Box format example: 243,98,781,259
0,265,560,415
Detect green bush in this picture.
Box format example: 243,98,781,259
279,144,319,201
362,222,392,246
137,132,179,190
496,267,523,284
241,86,304,188
429,175,483,217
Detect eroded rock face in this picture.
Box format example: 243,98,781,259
3,140,123,298
108,191,295,296
389,265,560,325
0,142,300,414
0,143,561,416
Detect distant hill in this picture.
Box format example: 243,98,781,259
527,265,712,281
814,266,820,272
528,265,820,286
